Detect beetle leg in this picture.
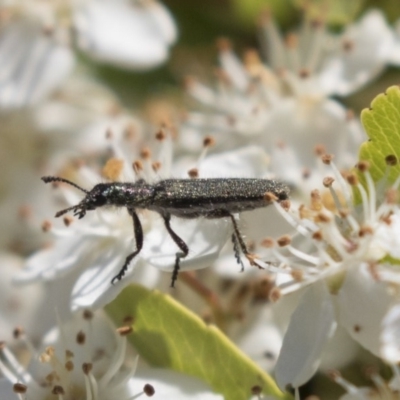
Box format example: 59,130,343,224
231,232,245,272
229,214,263,270
162,212,189,288
111,208,143,284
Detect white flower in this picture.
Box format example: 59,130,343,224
329,367,400,400
0,252,44,341
265,157,400,389
0,310,223,399
15,138,275,310
0,73,144,253
0,0,177,108
259,9,400,97
0,18,74,109
182,10,398,175
74,0,177,70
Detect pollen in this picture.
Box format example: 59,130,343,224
41,220,52,232
102,158,124,181
203,136,215,148
188,168,199,178
264,191,278,202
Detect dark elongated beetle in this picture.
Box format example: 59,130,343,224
42,176,289,287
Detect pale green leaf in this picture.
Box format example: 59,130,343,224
359,85,400,186
106,284,291,400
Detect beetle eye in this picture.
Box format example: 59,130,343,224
93,195,107,207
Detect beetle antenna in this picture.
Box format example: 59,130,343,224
41,176,89,194
55,205,79,218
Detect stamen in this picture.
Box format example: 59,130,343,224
285,33,300,72
304,18,325,74
217,38,249,91
258,10,286,70
0,342,31,384
184,76,217,106
329,369,371,398
99,332,127,387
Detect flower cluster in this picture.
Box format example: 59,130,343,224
1,3,400,399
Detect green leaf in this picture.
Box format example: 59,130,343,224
106,284,291,400
358,85,400,189
293,0,364,25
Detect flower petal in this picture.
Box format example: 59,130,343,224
275,283,336,390
142,217,231,272
336,263,395,357
74,0,177,69
0,20,74,108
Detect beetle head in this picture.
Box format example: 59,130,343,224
41,176,108,219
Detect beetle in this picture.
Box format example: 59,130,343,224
42,176,289,287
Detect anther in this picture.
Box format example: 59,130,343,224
260,237,275,248
203,136,215,148
13,326,24,339
18,205,32,220
269,287,281,302
13,383,27,394
83,310,94,320
264,192,278,202
323,177,334,187
187,168,199,179
116,326,133,336
152,161,162,172
132,160,143,173
63,216,74,226
346,173,358,186
321,154,333,165
66,350,74,359
144,383,155,396
356,161,370,172
358,225,373,237
76,331,86,345
41,220,52,232
312,230,323,240
385,154,398,166
51,385,65,395
82,363,93,374
65,360,74,371
315,212,331,223
280,199,291,211
291,269,304,282
277,235,291,247
140,147,151,159
314,144,326,156
216,37,232,52
251,385,262,395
